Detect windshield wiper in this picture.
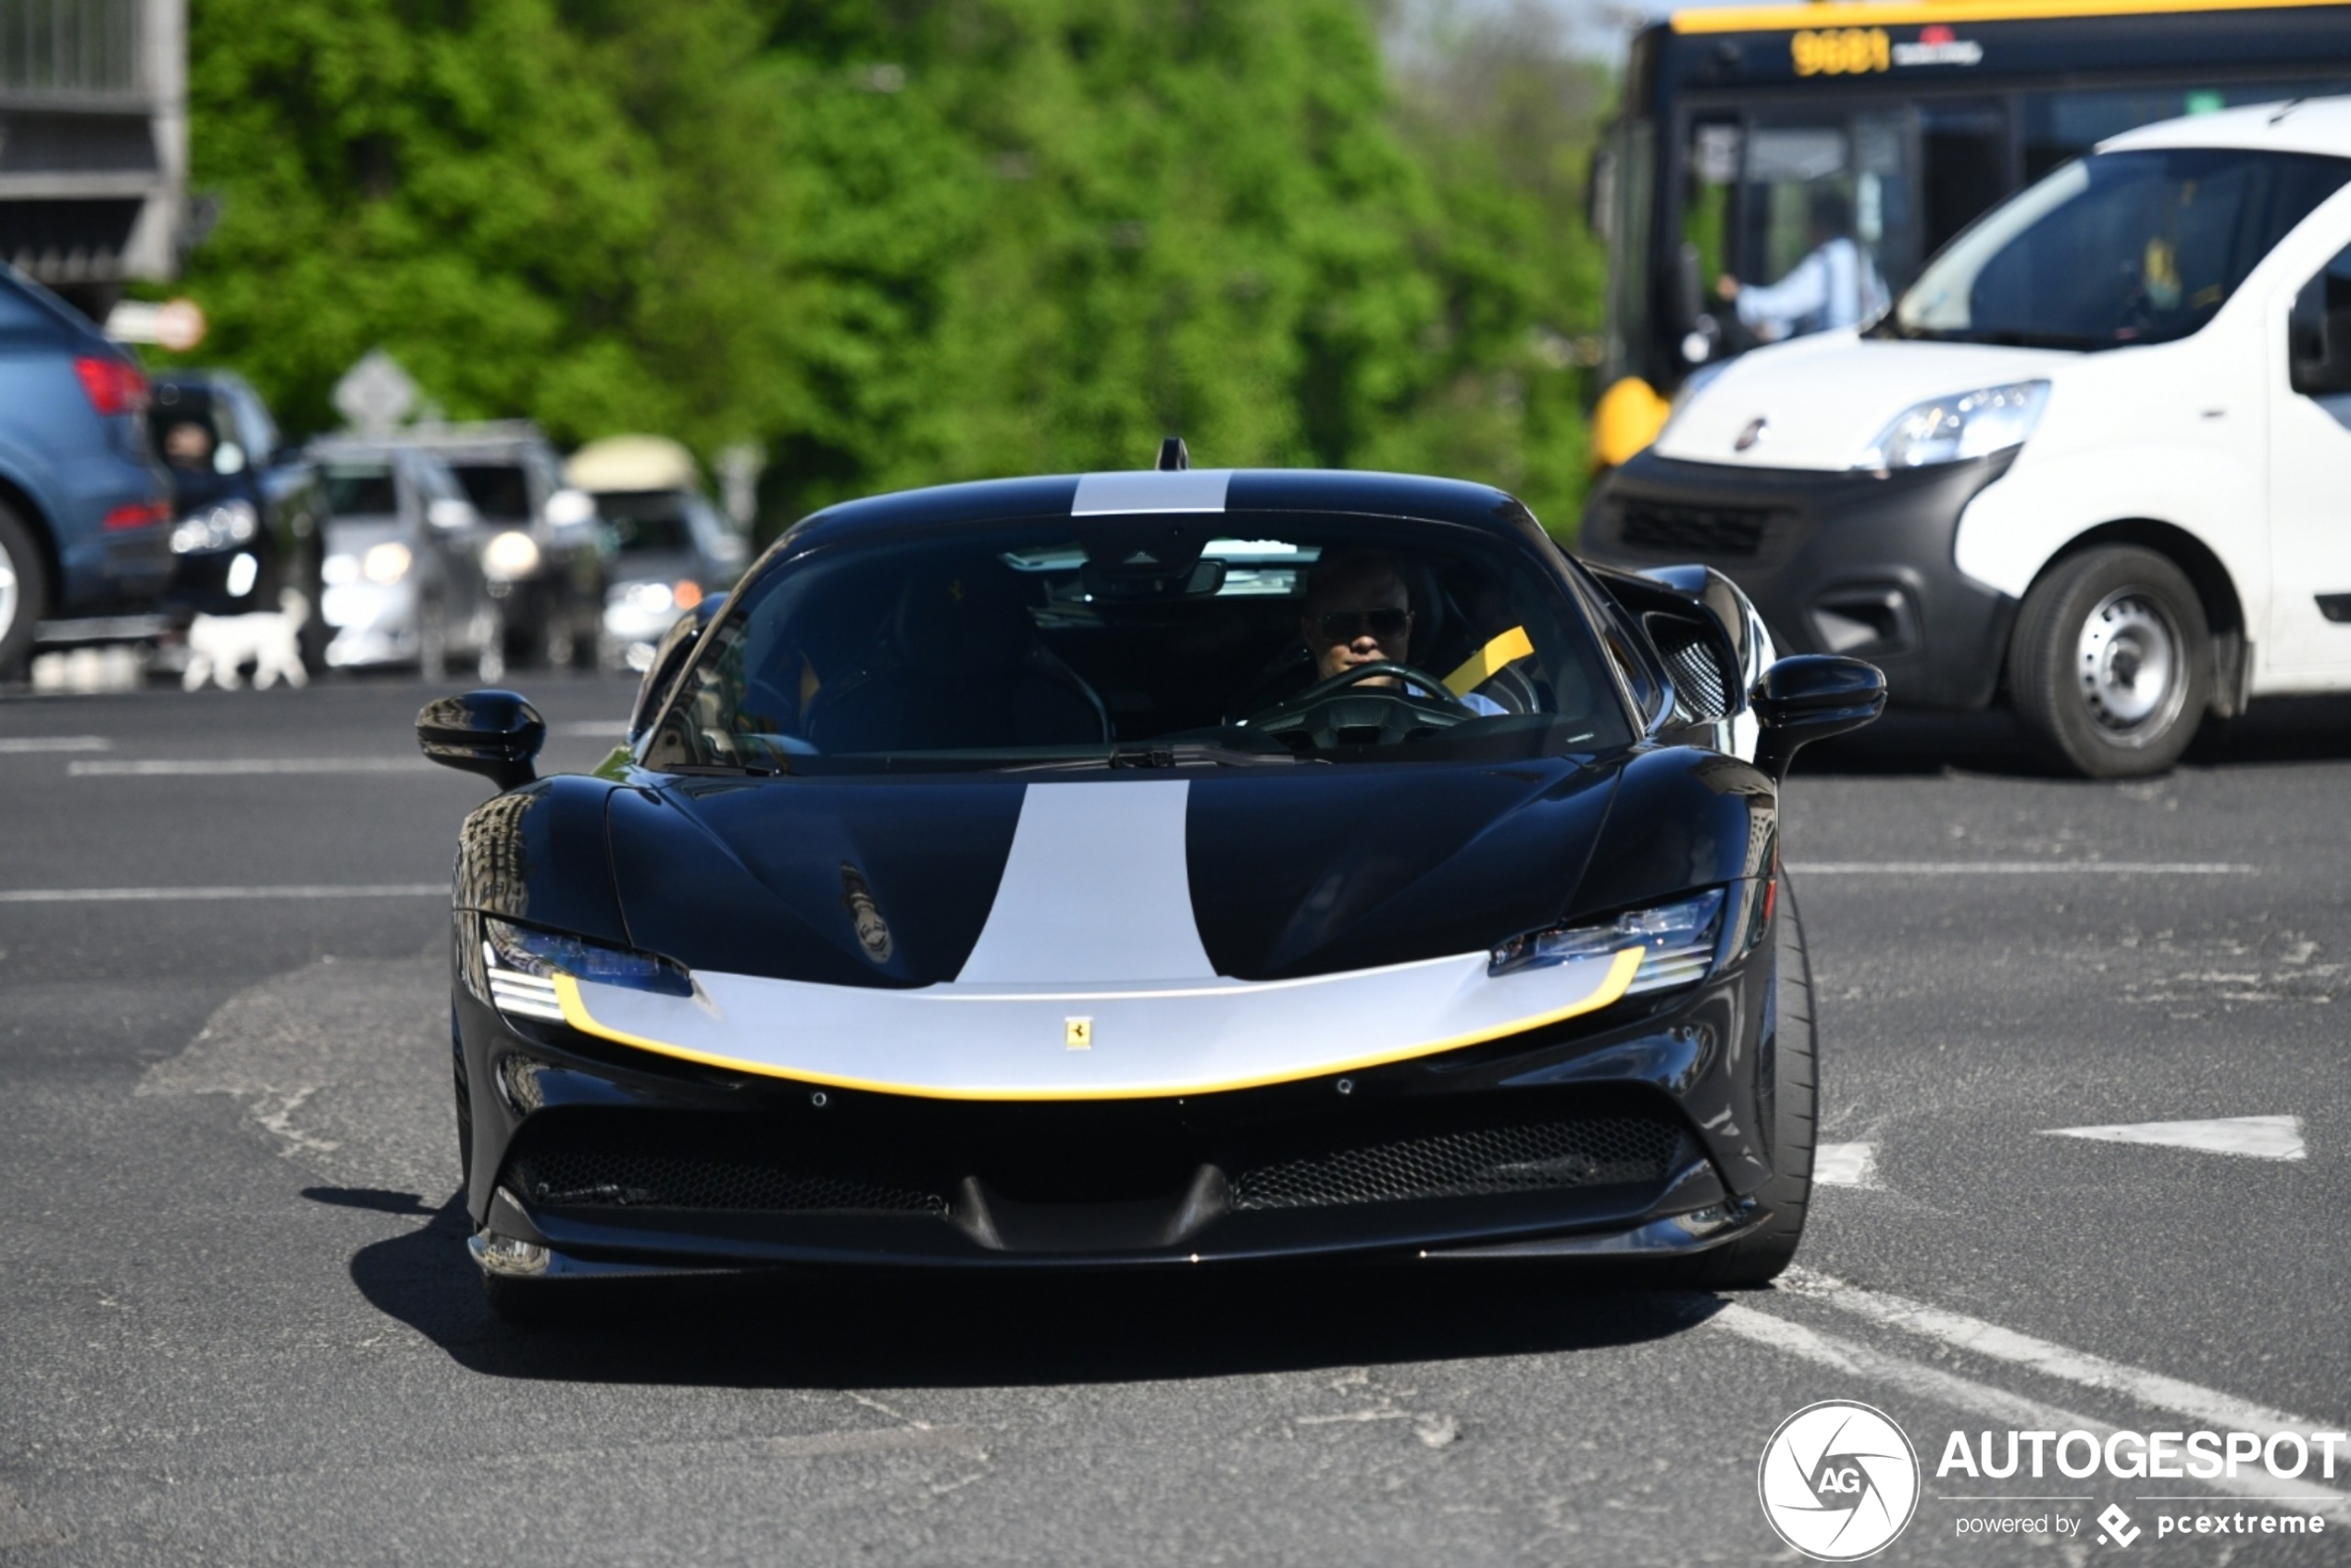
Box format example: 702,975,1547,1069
1013,743,1317,774
664,761,783,778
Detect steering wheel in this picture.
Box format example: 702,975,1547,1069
1245,661,1477,751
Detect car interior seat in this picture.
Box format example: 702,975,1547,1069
805,558,1110,752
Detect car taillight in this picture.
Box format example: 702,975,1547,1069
103,500,172,530
72,355,148,416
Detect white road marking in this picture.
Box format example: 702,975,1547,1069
1788,862,2255,875
554,720,630,738
2043,1115,2306,1162
0,884,443,903
1780,1267,2343,1441
68,756,427,776
1813,1142,1879,1188
0,735,110,753
1711,1305,2350,1510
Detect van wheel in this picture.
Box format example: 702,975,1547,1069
2009,546,2210,778
0,502,47,681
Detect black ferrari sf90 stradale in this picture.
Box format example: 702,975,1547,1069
419,451,1884,1319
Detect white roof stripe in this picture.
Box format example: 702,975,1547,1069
1070,468,1231,515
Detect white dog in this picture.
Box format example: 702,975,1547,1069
183,588,311,691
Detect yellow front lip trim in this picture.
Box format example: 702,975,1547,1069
550,946,1647,1102
1671,0,2348,32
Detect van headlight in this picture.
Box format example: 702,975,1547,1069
1857,380,2048,470
1488,888,1725,994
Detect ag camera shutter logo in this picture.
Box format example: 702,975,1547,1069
1760,1400,1922,1560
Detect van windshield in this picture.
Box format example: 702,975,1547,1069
1889,147,2351,350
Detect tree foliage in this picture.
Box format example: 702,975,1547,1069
177,0,1609,533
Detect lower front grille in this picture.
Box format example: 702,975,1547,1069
512,1146,950,1215
1619,499,1779,558
1230,1114,1689,1211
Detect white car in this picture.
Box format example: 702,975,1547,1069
1583,98,2351,777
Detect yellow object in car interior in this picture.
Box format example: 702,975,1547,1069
1445,625,1537,698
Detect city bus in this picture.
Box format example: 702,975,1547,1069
1588,0,2351,468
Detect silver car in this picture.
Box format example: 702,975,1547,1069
312,441,497,678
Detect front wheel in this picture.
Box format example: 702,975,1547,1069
2008,546,2211,778
1670,882,1818,1288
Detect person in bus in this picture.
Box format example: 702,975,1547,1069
1715,187,1889,342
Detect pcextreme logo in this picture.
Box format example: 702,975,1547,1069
1760,1400,1922,1560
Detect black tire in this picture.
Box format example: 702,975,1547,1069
1672,882,1818,1288
2009,545,2212,778
0,500,49,682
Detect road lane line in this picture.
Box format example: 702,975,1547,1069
1781,1268,2344,1441
554,720,630,738
2044,1115,2306,1161
1711,1305,2350,1510
1787,862,2256,875
0,735,111,753
1814,1143,1879,1188
0,884,444,903
68,757,427,776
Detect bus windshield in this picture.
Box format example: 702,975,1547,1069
1892,147,2351,350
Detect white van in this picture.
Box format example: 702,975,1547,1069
1582,98,2351,777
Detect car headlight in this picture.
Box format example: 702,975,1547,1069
1857,380,2048,471
363,541,412,584
482,529,541,580
1488,888,1726,995
621,580,675,616
168,499,260,554
482,916,691,1023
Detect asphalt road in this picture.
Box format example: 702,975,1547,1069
1,676,2345,1565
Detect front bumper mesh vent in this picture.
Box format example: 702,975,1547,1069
1619,500,1777,558
1230,1114,1688,1211
513,1148,949,1216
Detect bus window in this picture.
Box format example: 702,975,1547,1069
2024,83,2348,180
1921,101,2010,256
1711,120,1892,350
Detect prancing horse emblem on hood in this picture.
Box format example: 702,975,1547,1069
840,864,893,964
1735,417,1768,452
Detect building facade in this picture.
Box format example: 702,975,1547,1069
0,0,185,307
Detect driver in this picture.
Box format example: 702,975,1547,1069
1300,550,1503,715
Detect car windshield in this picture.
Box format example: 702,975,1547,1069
1889,147,2351,350
322,462,398,516
641,515,1631,775
598,497,696,556
451,462,531,521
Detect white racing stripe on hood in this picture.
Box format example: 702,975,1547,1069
1071,469,1230,515
957,781,1216,983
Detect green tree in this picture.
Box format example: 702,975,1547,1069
175,0,1611,536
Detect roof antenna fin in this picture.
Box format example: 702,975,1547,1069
1155,436,1189,472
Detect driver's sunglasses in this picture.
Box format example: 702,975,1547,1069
1314,607,1412,641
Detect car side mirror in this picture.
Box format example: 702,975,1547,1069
2289,266,2351,397
417,690,545,790
428,497,478,531
1750,654,1885,779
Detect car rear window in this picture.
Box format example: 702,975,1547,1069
452,462,532,521
324,464,399,516
0,272,82,343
